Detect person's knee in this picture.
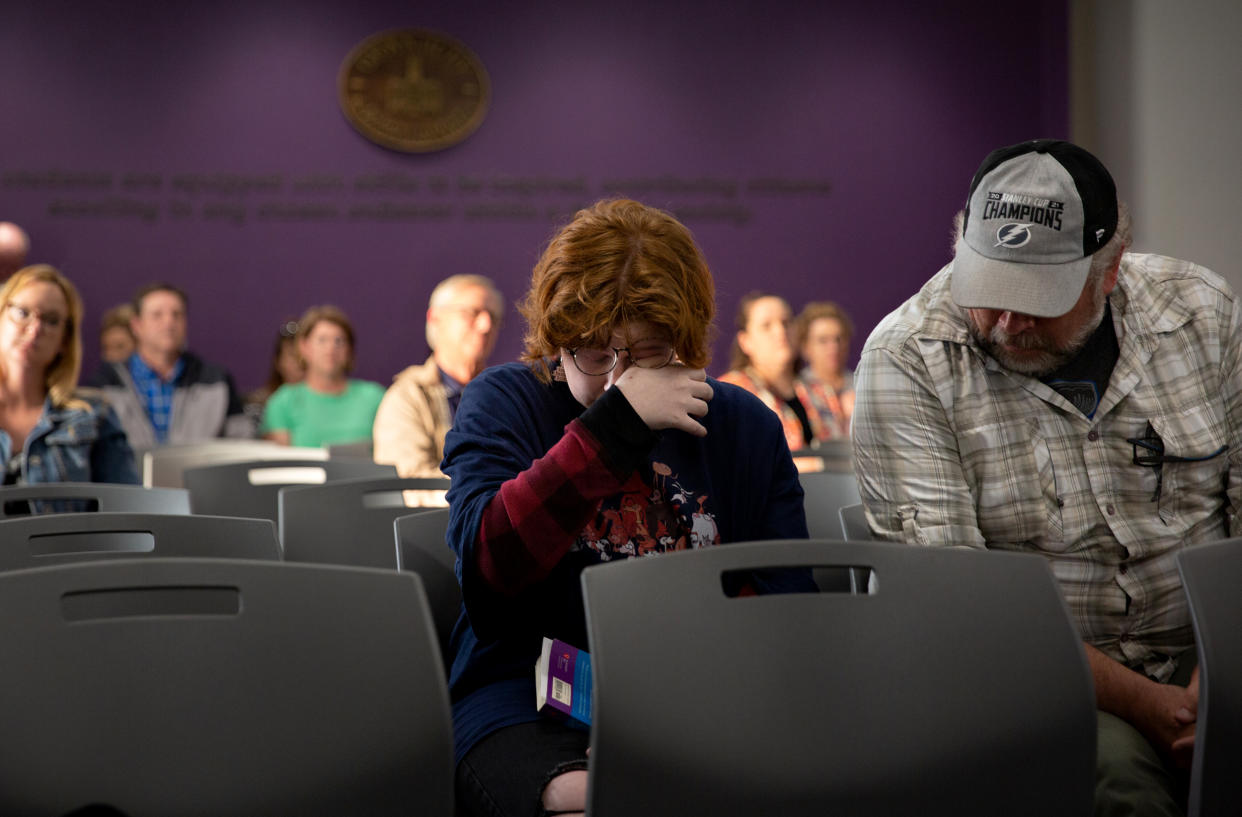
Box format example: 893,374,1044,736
541,769,587,814
1096,711,1182,817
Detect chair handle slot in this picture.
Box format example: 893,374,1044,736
720,565,876,597
30,531,155,558
5,498,100,515
62,586,242,621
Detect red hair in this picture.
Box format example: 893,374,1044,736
520,199,715,381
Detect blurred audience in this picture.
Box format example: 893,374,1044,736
262,305,383,447
719,292,831,453
243,319,303,432
98,303,137,364
793,301,855,438
0,222,30,276
373,274,503,477
0,265,137,490
91,283,250,447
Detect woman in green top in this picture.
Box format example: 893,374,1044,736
261,305,384,447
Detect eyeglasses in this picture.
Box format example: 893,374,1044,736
568,343,676,376
440,305,498,325
278,320,299,339
5,303,64,330
1126,421,1228,502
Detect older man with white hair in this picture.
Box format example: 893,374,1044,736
373,274,504,477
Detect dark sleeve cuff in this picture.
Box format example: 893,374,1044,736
577,387,659,478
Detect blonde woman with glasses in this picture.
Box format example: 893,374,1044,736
0,265,138,491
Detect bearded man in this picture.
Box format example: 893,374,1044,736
852,139,1242,817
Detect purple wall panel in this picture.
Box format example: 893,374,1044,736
0,0,1068,391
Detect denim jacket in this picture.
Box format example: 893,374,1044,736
0,393,140,487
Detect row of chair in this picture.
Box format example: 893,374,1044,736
0,456,1234,814
1,534,1235,815
0,470,464,813
129,441,856,549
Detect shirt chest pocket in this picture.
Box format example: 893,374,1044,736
1150,405,1230,524
957,419,1064,546
41,419,100,480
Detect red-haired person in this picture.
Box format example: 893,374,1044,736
441,199,809,817
719,292,831,452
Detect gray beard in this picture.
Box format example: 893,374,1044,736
968,288,1108,378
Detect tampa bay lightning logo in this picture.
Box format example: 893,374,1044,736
994,222,1033,248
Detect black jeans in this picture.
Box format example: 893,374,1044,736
456,719,590,817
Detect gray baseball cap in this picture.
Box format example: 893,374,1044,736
950,139,1118,318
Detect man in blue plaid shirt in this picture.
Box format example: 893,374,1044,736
92,283,250,448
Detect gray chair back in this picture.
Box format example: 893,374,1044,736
0,482,190,517
838,502,873,540
185,458,396,524
394,508,461,656
143,439,326,488
0,558,452,815
1178,538,1242,817
324,439,374,459
0,512,279,571
279,476,451,569
798,470,861,538
790,438,854,472
581,539,1096,817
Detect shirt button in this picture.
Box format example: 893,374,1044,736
1087,429,1099,442
1106,504,1116,516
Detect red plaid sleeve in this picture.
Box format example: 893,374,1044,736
474,418,629,594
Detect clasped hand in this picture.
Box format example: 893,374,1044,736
614,364,713,437
1135,667,1199,769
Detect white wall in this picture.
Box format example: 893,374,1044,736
1073,0,1242,287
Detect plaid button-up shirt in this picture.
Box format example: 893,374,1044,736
127,353,184,444
853,253,1242,681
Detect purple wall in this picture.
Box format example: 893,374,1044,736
0,0,1068,391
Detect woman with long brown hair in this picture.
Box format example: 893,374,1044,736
719,292,833,451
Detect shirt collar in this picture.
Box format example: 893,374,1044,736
128,352,184,384
438,366,464,398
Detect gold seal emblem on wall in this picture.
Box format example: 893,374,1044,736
338,29,490,153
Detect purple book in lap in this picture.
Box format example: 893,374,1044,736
535,636,593,727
